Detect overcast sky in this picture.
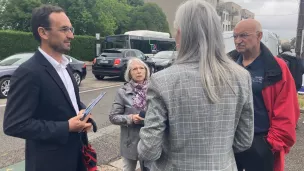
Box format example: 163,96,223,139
223,0,299,40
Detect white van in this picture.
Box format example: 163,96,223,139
223,29,279,56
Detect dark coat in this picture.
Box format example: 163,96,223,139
3,51,87,171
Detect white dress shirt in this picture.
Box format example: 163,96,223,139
38,47,79,114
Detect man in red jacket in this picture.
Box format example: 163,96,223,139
228,19,300,171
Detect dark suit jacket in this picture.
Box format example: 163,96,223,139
3,51,87,171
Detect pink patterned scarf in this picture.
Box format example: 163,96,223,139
130,80,148,111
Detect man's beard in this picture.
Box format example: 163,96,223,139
50,42,70,54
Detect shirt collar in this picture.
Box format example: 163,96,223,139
236,52,263,69
236,56,243,66
38,47,69,69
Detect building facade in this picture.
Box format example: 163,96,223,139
218,2,242,30
221,10,231,31
240,9,255,20
144,0,219,36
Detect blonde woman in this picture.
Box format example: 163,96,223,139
109,58,150,171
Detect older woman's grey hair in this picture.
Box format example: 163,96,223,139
173,0,247,103
124,58,150,82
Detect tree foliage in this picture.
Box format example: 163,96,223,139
0,0,42,31
129,3,170,33
126,0,144,6
0,0,170,36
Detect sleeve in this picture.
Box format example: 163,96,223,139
266,61,300,153
3,66,69,144
79,102,86,110
233,73,255,153
137,76,168,161
109,88,133,126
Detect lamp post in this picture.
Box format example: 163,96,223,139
95,33,101,57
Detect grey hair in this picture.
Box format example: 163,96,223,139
173,0,248,103
124,58,150,82
281,42,291,52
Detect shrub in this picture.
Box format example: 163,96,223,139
0,30,100,61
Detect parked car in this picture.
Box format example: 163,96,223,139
92,49,155,80
149,51,178,72
0,52,86,98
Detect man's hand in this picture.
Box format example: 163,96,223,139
132,114,144,124
68,110,92,132
83,116,93,132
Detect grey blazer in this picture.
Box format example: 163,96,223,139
109,82,143,160
138,63,254,171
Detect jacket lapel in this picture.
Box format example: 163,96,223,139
66,65,81,105
34,51,75,112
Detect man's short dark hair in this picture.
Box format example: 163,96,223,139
31,5,65,43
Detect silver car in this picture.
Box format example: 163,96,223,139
0,53,87,98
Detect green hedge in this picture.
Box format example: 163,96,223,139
0,30,100,61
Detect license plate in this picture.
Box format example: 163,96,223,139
99,60,108,64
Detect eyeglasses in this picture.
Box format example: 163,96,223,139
233,31,260,40
44,26,75,34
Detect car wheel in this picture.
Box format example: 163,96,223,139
73,72,82,86
95,75,105,80
0,77,10,98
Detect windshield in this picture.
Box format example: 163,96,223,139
100,52,123,58
153,51,177,58
0,53,33,66
104,35,129,49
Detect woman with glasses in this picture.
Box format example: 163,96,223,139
109,58,150,171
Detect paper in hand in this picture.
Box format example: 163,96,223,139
80,91,106,121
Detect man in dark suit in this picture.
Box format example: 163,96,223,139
3,5,93,171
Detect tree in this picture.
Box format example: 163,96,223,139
128,3,170,33
126,0,144,6
0,0,42,31
42,0,119,36
0,0,8,29
96,0,132,35
0,0,169,37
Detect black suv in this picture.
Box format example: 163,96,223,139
92,49,155,80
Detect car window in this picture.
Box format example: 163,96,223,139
0,53,33,66
100,52,123,58
154,51,175,58
135,50,145,59
125,51,132,57
129,51,136,57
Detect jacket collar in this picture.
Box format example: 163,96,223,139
228,42,282,88
123,82,134,94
